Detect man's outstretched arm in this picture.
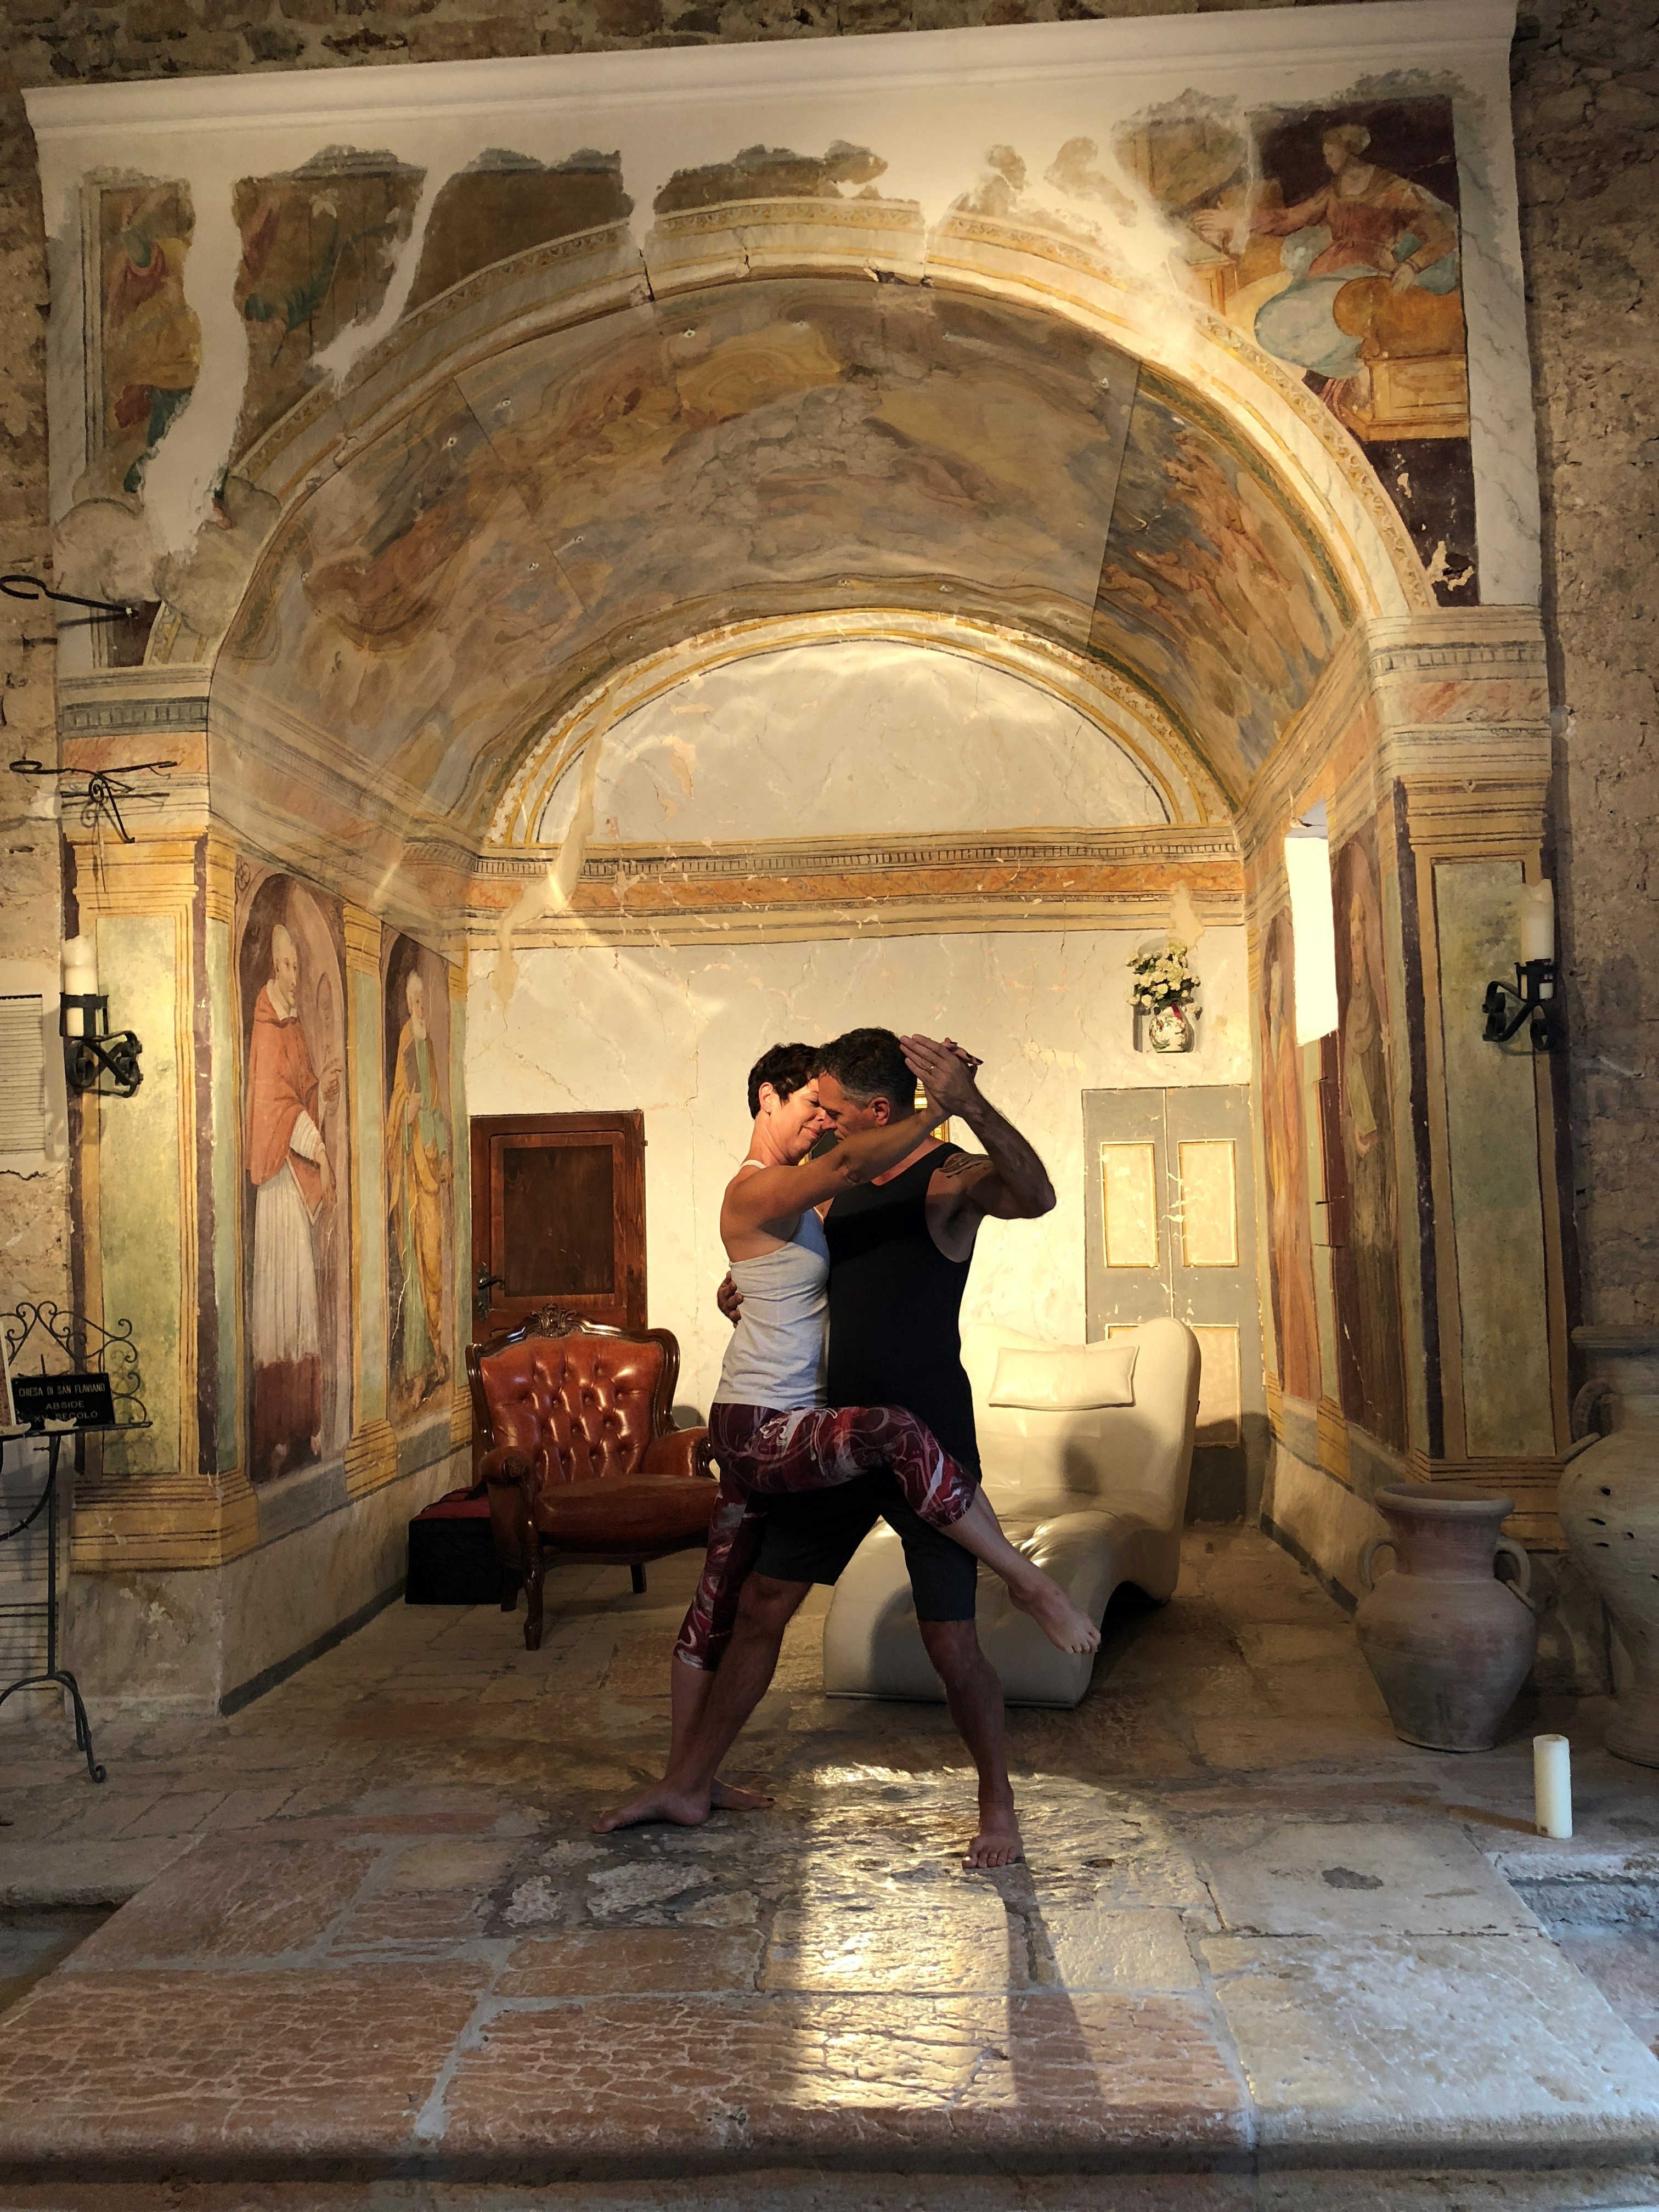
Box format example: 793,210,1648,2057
903,1034,1056,1221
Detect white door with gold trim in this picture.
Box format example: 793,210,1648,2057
1082,1085,1265,1520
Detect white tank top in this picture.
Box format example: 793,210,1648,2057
710,1203,830,1412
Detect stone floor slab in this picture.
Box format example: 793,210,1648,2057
499,1927,763,1996
0,1964,483,2168
760,1888,1015,1992
63,1838,371,1968
1195,1819,1540,1938
439,1990,1251,2162
1203,1931,1659,2154
1036,1906,1204,1993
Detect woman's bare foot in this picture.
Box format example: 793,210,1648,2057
594,1780,712,1833
965,1802,1024,1869
1008,1575,1102,1655
710,1779,772,1812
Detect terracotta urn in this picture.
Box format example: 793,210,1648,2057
1560,1328,1659,1767
1355,1484,1536,1752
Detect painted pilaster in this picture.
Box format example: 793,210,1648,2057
448,955,473,1450
342,902,396,1500
68,828,258,1570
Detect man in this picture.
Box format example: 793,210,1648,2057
602,1027,1056,1869
246,921,339,1482
385,964,453,1403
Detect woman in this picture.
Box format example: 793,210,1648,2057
665,1037,1098,1786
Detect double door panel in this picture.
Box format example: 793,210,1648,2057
1082,1084,1263,1517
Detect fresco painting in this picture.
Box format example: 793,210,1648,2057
1092,388,1345,799
232,152,425,458
1330,824,1409,1452
238,872,351,1483
1122,97,1477,602
95,183,201,498
1258,906,1322,1403
404,148,631,315
223,279,1350,844
383,932,454,1424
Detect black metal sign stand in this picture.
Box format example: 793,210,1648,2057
0,1428,106,1782
2,1302,148,1786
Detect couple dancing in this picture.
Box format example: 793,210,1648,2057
597,1026,1098,1867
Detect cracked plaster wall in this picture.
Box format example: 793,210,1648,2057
0,0,1652,1372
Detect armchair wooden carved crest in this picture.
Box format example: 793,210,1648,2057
466,1305,715,1651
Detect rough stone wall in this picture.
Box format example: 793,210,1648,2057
1513,0,1659,1333
0,48,67,1314
0,0,1654,1343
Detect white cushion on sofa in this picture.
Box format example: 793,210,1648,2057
988,1342,1137,1412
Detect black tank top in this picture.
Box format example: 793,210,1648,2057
825,1143,979,1472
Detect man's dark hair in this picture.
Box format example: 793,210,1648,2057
814,1027,916,1113
747,1042,820,1120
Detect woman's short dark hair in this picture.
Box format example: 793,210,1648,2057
814,1027,915,1111
747,1042,820,1119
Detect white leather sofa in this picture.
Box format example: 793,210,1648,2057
821,1317,1201,1708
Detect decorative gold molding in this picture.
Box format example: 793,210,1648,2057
343,1418,399,1502
342,902,381,977
450,1384,473,1449
1406,1451,1566,1551
71,1470,260,1571
1317,1397,1352,1488
203,833,236,928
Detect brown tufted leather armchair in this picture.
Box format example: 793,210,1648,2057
466,1305,715,1651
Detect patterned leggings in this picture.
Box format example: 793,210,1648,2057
674,1401,979,1671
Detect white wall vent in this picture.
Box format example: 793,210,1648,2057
0,996,48,1157
0,964,69,1173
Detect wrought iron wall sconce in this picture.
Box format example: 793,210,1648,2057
60,936,142,1098
1482,960,1561,1053
1482,881,1561,1053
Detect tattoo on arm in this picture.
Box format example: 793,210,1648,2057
954,1096,1056,1219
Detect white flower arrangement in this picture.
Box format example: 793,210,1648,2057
1128,941,1199,1014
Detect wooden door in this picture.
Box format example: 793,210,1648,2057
470,1112,647,1341
1082,1084,1265,1522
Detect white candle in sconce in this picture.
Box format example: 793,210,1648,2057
1533,1732,1572,1838
60,934,99,1040
1520,880,1555,993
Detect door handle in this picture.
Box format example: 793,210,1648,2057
475,1266,505,1316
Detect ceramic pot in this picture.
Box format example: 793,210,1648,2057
1355,1483,1536,1752
1146,1003,1194,1053
1560,1328,1659,1767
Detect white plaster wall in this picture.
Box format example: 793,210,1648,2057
544,642,1165,845
467,925,1249,1415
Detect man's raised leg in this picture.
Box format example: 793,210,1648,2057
595,1573,809,1832
918,1617,1023,1869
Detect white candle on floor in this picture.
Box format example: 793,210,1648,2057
1534,1733,1572,1838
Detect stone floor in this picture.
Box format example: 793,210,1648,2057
1,1527,1658,2205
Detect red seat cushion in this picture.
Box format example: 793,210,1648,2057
415,1487,489,1522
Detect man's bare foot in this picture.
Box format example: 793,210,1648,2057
1008,1575,1102,1655
593,1781,712,1833
710,1779,772,1812
965,1802,1024,1869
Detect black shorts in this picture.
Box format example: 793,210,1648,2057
752,1468,980,1622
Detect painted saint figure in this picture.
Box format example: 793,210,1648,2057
386,967,452,1400
1333,843,1408,1451
247,923,339,1481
